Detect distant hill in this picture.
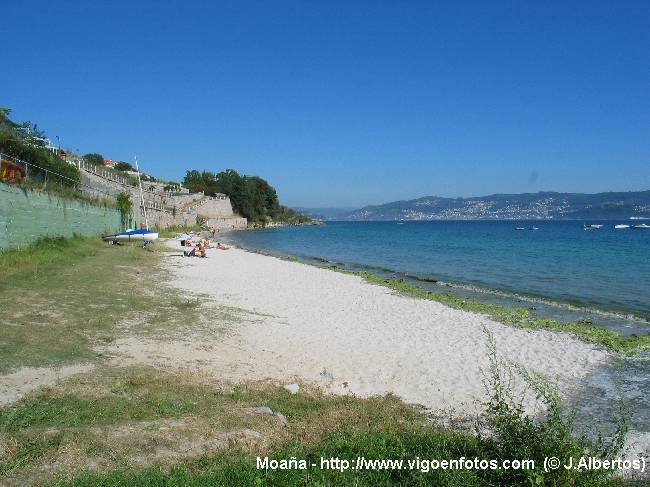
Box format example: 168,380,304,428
292,207,355,221
339,191,650,221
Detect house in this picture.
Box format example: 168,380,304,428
103,160,118,168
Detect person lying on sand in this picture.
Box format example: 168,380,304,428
216,242,230,250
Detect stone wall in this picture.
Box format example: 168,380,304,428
0,182,122,249
77,168,247,229
206,216,248,230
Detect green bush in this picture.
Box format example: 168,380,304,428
0,132,80,187
476,328,629,486
183,169,310,224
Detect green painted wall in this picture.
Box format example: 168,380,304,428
0,183,122,249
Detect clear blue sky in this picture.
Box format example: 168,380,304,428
2,1,649,207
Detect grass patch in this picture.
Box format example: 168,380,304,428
0,236,228,374
0,367,418,484
0,360,631,487
0,236,99,278
351,271,649,355
0,236,151,373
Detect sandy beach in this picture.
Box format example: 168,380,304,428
111,242,614,418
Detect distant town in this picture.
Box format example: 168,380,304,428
304,191,650,221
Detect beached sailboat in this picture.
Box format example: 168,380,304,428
103,228,159,242
102,156,159,244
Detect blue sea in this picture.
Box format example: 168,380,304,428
226,220,650,434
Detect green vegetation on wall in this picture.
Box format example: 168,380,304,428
0,109,80,188
116,192,134,230
0,182,121,249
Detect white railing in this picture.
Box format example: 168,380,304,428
74,159,129,185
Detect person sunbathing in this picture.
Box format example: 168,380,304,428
184,247,197,257
216,242,230,250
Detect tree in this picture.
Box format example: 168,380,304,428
114,161,134,171
83,153,104,166
183,167,309,225
0,107,11,125
183,170,217,194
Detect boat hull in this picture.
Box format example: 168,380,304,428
103,232,159,241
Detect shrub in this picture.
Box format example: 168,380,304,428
477,327,629,486
0,132,80,187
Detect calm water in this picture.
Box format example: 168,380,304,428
226,221,650,321
226,220,650,434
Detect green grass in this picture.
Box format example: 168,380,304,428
0,236,223,374
0,237,152,373
333,269,649,355
0,362,635,487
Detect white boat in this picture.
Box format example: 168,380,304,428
103,228,159,242
584,224,603,230
615,224,630,229
633,223,650,229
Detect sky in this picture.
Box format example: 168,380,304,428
2,1,649,208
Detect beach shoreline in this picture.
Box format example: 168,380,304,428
146,240,649,465
155,240,610,413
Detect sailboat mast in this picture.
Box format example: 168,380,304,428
134,156,149,229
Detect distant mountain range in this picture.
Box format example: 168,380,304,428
334,191,650,221
292,207,356,220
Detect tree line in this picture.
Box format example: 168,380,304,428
183,169,309,224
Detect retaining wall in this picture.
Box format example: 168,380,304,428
0,182,122,249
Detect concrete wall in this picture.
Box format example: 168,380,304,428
206,216,248,230
80,171,174,229
78,168,247,229
197,196,235,217
0,182,122,249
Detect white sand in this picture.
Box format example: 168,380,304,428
0,364,95,407
152,243,611,416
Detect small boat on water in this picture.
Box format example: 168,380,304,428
103,228,159,242
515,227,525,231
529,226,539,231
584,224,604,230
633,223,650,229
615,224,630,229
